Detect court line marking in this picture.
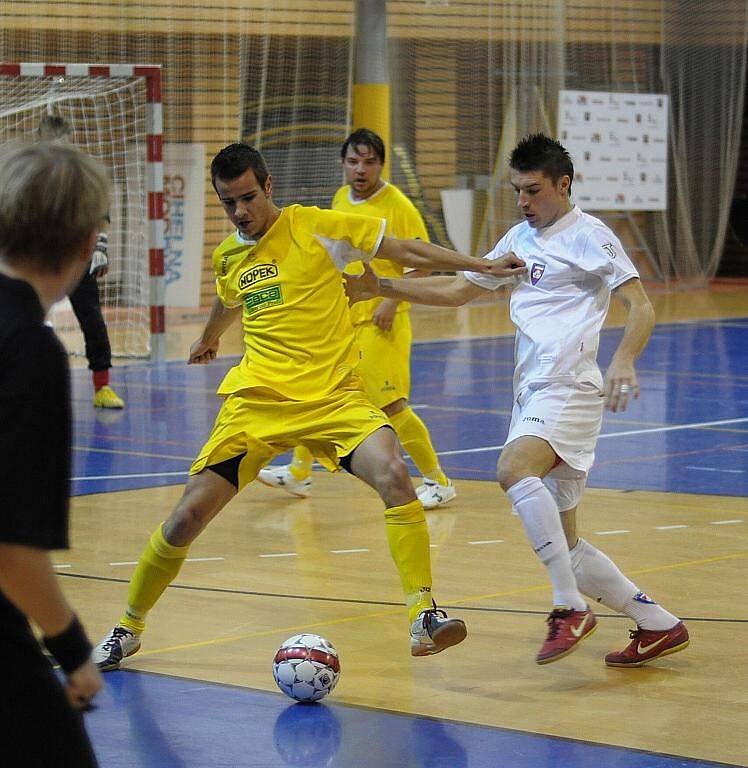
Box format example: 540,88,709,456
72,446,194,461
406,318,744,349
69,418,748,482
103,549,748,660
53,564,72,569
435,416,748,457
109,557,225,566
74,471,188,482
683,465,745,474
330,548,369,554
60,517,743,570
259,552,297,558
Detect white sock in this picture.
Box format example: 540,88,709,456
507,477,586,611
569,538,679,630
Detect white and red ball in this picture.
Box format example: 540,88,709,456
272,634,340,703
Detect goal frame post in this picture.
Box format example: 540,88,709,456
0,62,165,362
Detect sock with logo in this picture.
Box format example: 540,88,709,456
290,445,314,482
384,499,434,622
118,523,191,634
388,407,448,485
569,537,679,630
507,476,586,611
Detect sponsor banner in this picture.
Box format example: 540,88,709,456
164,143,206,307
558,91,668,211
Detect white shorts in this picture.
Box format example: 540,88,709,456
505,379,604,476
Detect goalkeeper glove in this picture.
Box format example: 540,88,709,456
90,232,109,277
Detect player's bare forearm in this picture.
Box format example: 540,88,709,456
380,276,459,305
0,543,75,636
189,297,241,364
346,267,490,308
377,237,526,277
378,269,431,315
201,296,241,345
604,278,655,411
610,278,656,366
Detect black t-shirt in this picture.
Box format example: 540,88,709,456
0,272,72,630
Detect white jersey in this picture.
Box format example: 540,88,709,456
466,206,638,393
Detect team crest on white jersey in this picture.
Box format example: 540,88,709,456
530,263,545,285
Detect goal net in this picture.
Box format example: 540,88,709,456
0,63,164,360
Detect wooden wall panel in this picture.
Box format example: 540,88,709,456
1,1,354,37
2,1,744,303
414,43,458,211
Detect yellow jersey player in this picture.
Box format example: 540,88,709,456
259,129,454,508
92,143,526,670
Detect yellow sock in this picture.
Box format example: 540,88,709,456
290,445,314,482
389,407,447,485
384,499,434,622
119,523,190,634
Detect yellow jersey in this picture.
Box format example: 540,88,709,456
212,204,385,400
332,182,429,325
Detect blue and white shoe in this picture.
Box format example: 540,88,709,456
92,626,141,671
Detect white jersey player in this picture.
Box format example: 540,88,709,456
345,133,689,668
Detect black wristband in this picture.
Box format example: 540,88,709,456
43,615,92,674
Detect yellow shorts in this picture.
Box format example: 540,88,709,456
355,310,412,409
190,375,390,491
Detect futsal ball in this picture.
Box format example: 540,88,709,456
272,633,340,703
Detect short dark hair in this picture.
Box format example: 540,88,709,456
341,128,385,164
509,134,574,195
210,143,270,187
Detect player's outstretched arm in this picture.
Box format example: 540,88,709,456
345,264,491,308
604,277,656,412
189,296,242,364
377,237,526,278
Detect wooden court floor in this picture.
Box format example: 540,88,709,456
60,283,748,766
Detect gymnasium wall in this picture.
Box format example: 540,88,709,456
1,1,745,297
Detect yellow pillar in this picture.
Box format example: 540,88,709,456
352,83,391,179
352,0,390,179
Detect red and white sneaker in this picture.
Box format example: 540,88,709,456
605,621,689,667
536,606,597,665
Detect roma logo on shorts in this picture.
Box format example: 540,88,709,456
530,263,545,285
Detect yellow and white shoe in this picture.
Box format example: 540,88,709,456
257,464,312,497
93,385,125,409
416,478,456,509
